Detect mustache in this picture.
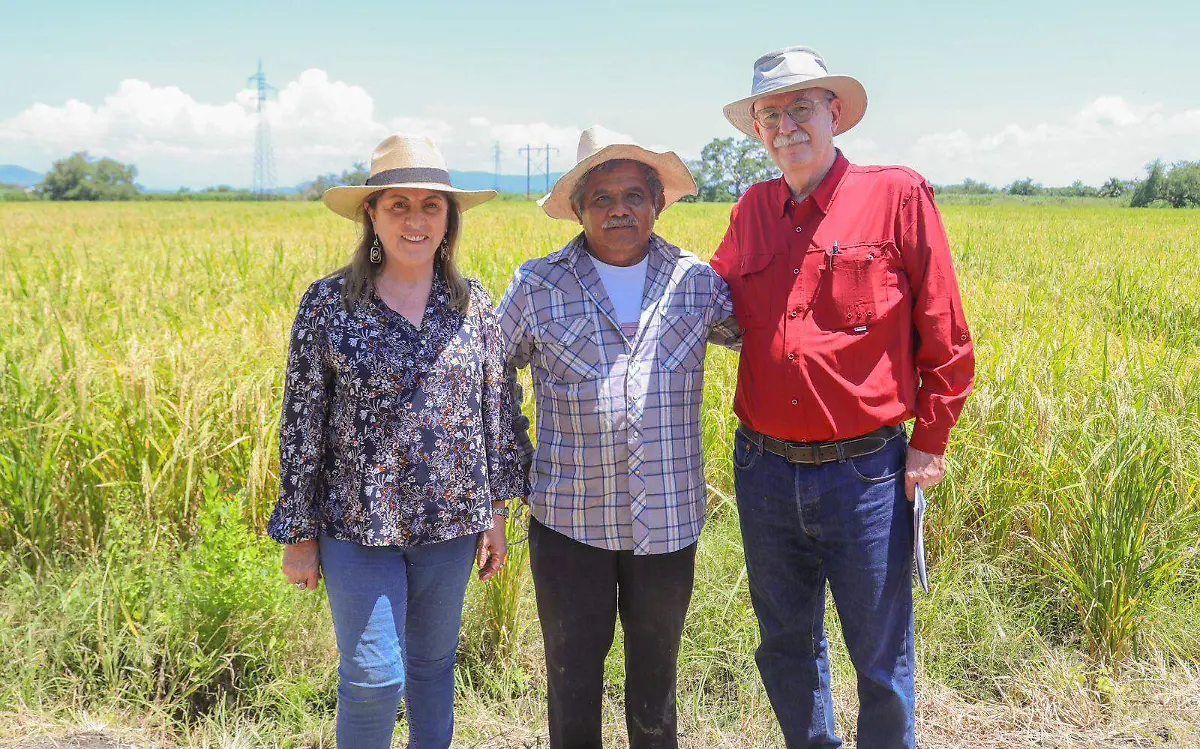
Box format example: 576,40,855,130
773,132,811,148
602,215,639,229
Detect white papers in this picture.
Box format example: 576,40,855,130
914,484,930,594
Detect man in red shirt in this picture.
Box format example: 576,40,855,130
711,47,975,749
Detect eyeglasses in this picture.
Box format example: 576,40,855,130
752,98,828,130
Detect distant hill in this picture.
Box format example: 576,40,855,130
0,165,42,187
0,164,564,195
449,170,566,195
289,170,568,198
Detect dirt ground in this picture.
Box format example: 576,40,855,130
12,733,146,749
4,671,1199,749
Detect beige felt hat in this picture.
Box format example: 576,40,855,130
323,133,495,220
723,46,867,139
538,125,698,221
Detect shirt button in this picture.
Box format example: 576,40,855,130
791,399,799,406
789,310,798,319
787,353,795,360
793,268,800,275
794,226,802,233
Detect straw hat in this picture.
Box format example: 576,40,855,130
538,125,697,221
323,133,495,220
723,47,867,139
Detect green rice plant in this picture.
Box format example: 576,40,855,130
1030,432,1195,663
3,200,1200,737
0,354,107,564
477,503,534,662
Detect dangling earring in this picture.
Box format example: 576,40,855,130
436,237,449,260
369,236,382,264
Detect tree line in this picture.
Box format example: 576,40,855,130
6,147,1199,209
909,160,1199,208
0,151,287,202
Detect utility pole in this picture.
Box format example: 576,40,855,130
492,142,502,191
247,59,278,199
518,144,560,198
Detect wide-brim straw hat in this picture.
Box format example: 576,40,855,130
538,125,698,221
323,134,495,220
723,46,867,139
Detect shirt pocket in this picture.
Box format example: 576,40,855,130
811,241,899,332
735,252,777,329
657,313,707,372
535,316,602,383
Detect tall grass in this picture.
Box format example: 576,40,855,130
480,503,534,661
1,201,1198,741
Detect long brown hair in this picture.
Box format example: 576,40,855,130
334,190,471,314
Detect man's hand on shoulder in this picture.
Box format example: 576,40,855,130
904,446,945,502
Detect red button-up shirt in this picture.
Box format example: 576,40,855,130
710,151,974,455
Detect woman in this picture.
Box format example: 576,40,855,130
267,133,527,749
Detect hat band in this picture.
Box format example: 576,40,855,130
366,167,452,187
754,72,835,95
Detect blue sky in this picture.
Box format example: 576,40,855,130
1,0,1196,189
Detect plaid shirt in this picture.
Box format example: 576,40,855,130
498,233,740,555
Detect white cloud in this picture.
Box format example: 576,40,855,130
1076,95,1147,128
0,70,449,188
14,73,1190,192
489,122,583,157
0,72,606,187
834,135,880,163
903,96,1200,186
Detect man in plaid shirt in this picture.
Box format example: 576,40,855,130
498,126,740,748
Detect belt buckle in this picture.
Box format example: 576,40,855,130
784,443,808,465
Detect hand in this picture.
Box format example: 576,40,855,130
904,446,946,502
282,539,321,591
476,520,508,582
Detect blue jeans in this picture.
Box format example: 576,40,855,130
319,533,477,749
733,428,915,749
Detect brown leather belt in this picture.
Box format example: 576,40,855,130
738,422,903,466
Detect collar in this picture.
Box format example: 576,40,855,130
775,149,850,218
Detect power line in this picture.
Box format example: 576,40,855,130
492,142,501,191
247,59,278,199
517,144,559,198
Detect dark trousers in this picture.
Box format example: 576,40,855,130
528,518,697,749
734,428,915,749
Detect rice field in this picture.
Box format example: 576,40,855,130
0,200,1198,747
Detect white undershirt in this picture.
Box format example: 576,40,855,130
592,255,648,337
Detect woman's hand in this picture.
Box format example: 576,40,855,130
282,539,321,591
476,519,508,582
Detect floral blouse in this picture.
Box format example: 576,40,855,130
267,270,528,547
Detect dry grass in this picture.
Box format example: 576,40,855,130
5,663,1197,748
